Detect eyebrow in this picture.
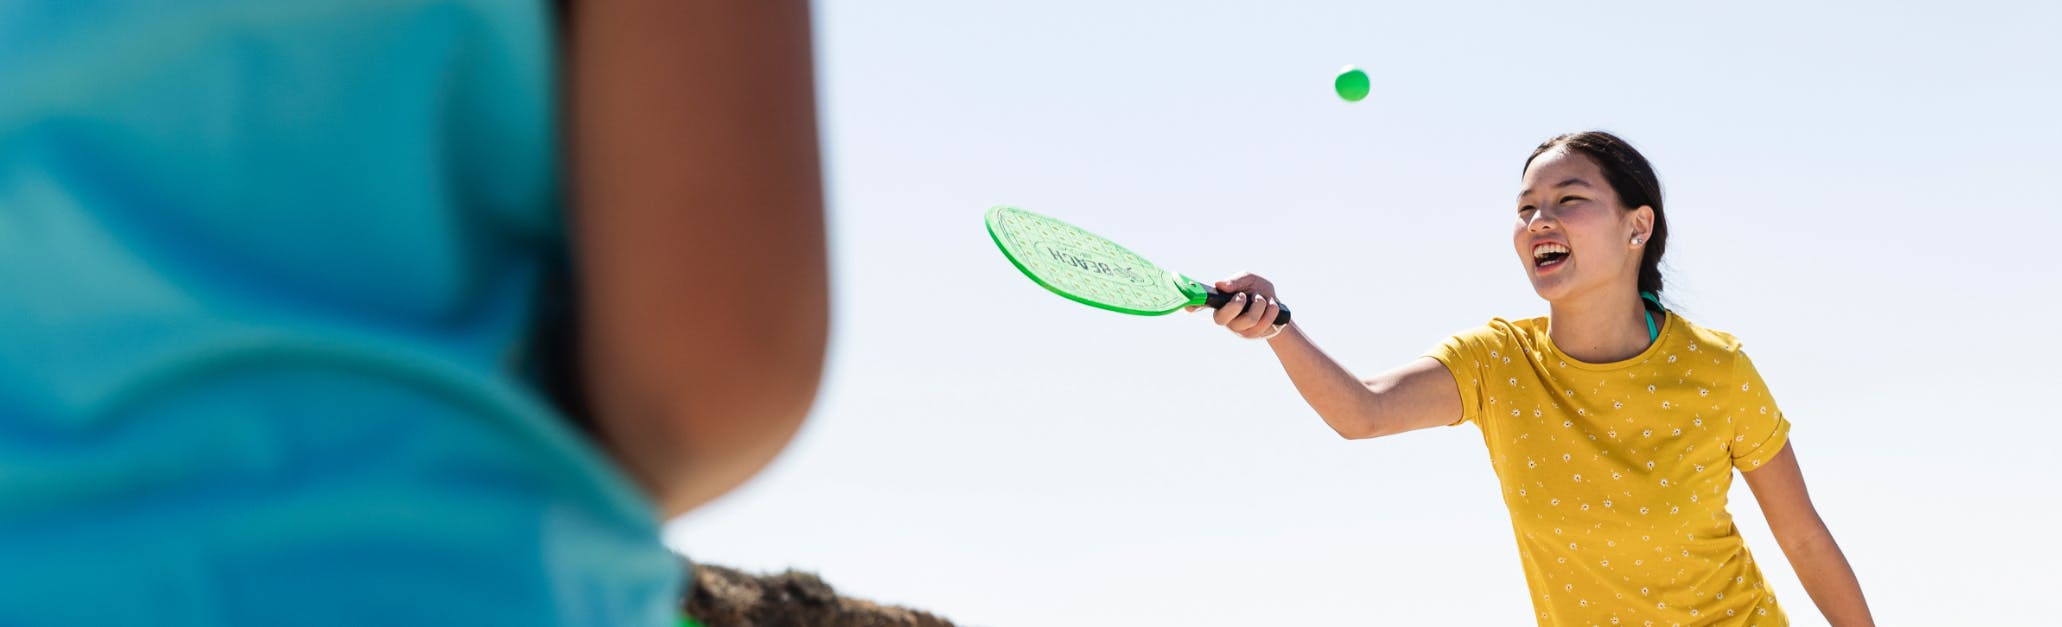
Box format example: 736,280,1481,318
1518,177,1594,200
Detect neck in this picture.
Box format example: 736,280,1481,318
1547,286,1653,364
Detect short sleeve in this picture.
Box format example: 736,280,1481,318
1727,350,1791,471
1422,322,1519,427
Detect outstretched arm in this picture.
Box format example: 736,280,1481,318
1268,326,1464,439
1204,273,1463,439
1742,443,1875,626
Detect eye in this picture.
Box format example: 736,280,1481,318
1559,195,1586,204
1518,205,1536,215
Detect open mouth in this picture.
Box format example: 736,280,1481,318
1532,242,1570,269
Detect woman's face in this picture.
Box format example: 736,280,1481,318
1513,149,1650,303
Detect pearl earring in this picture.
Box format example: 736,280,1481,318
1631,237,1643,245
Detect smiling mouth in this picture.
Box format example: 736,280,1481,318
1532,242,1570,269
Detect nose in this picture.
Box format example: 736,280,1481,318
1525,209,1556,232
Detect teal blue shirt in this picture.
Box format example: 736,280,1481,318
0,1,680,624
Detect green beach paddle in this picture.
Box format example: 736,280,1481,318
985,205,1290,324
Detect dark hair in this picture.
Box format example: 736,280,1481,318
1523,131,1668,296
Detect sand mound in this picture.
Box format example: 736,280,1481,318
683,563,956,627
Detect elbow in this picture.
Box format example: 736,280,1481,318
640,364,824,516
1331,393,1398,440
1329,414,1393,441
1775,521,1837,557
669,372,822,512
590,329,829,516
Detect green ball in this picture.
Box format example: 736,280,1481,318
1334,66,1370,102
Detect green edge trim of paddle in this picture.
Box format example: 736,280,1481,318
984,205,1289,323
986,205,1209,316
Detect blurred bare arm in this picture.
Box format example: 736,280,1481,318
567,0,827,516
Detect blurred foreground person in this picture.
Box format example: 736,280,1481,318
0,1,826,625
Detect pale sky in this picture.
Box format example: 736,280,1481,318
666,1,2062,624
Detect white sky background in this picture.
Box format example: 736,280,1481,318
665,1,2062,624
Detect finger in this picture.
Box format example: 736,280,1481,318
1229,294,1268,333
1229,293,1268,333
1213,292,1246,326
1241,300,1282,338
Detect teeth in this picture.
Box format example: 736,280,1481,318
1532,243,1569,259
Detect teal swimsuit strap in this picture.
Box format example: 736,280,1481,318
1639,291,1662,343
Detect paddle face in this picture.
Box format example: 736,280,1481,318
985,205,1207,316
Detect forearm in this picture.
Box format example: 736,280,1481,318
1264,324,1385,438
1780,527,1874,626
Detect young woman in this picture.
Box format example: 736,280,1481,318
1205,132,1873,626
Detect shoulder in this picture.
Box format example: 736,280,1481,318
1430,316,1547,363
1474,315,1548,341
1440,316,1544,347
1667,312,1747,356
1665,313,1771,385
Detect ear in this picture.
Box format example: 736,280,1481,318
1629,205,1655,245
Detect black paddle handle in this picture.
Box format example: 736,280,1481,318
1204,289,1293,325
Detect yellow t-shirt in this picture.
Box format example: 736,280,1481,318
1426,312,1791,626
